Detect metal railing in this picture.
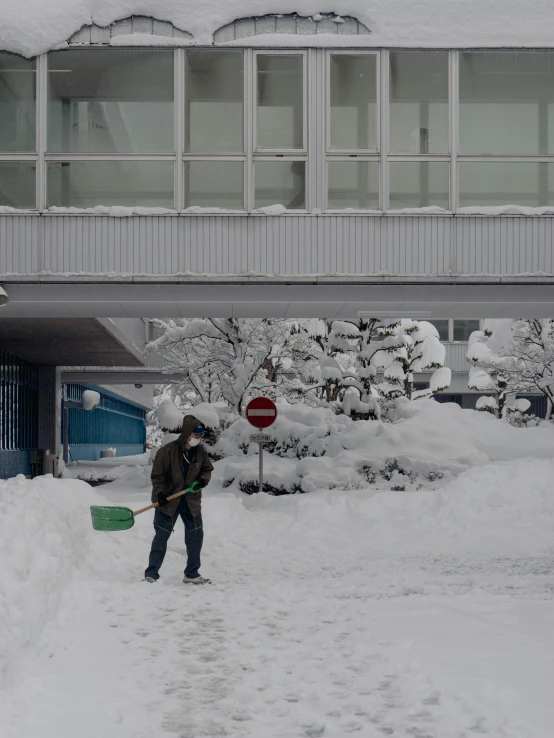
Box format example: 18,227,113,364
0,350,38,452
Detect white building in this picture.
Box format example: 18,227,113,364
1,2,554,474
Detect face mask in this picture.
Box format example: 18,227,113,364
188,437,201,447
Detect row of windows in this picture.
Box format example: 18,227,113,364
9,160,554,210
3,48,554,210
429,320,481,343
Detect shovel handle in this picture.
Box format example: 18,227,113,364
134,485,198,516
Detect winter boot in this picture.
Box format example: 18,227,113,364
144,577,157,583
183,575,211,585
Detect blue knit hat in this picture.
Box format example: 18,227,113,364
192,424,205,434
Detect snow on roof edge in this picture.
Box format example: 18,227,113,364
2,1,554,58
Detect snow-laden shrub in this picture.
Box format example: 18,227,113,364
373,320,451,401
217,398,554,496
476,396,498,415
214,401,351,461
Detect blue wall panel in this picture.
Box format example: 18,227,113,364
0,450,31,478
64,384,147,460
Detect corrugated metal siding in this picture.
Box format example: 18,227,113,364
444,342,469,372
2,215,554,278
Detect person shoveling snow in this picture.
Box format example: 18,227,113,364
144,415,214,585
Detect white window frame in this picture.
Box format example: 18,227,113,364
326,49,381,156
386,49,452,213
0,53,39,209
325,157,381,212
325,50,381,211
251,50,308,212
42,47,178,210
253,50,308,155
182,48,247,211
252,155,308,212
452,319,481,343
456,50,554,211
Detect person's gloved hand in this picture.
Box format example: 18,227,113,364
157,492,169,507
195,478,208,489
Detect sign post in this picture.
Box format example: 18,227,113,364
245,397,277,494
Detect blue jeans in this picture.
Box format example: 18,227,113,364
145,496,203,580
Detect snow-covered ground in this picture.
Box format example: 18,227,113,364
1,452,554,738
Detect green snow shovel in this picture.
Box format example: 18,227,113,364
90,481,202,532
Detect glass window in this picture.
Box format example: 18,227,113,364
0,53,36,152
459,162,554,207
255,161,305,209
327,161,379,209
429,320,450,342
147,322,164,342
257,55,303,150
453,320,480,342
389,162,449,209
0,162,35,208
48,49,174,153
47,161,174,208
184,161,244,209
330,54,377,150
389,51,448,154
460,51,554,154
185,51,244,154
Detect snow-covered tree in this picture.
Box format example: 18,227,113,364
373,320,451,401
466,320,514,418
297,319,381,418
147,318,292,414
468,319,554,420
329,319,382,419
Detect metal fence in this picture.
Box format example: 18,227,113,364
64,384,146,447
0,349,38,452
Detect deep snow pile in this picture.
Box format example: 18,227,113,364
218,398,554,494
63,452,152,486
0,475,98,687
1,460,554,738
4,1,554,57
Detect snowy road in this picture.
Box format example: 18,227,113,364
2,459,554,738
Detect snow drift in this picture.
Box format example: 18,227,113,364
0,476,99,687
5,1,554,57
217,398,554,494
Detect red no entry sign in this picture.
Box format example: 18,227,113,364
245,397,277,429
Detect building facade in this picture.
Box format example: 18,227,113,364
2,7,554,477
0,10,554,319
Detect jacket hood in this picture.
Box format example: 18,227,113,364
178,414,203,446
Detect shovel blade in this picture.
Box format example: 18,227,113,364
90,505,135,532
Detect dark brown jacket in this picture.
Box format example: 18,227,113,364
150,414,214,518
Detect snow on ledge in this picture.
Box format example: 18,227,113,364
458,205,554,216
4,1,554,57
46,206,177,217
3,204,554,218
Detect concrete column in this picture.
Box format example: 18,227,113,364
37,366,62,476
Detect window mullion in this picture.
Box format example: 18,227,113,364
380,49,389,211
245,48,254,212
450,49,459,212
37,53,47,211
175,48,185,211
